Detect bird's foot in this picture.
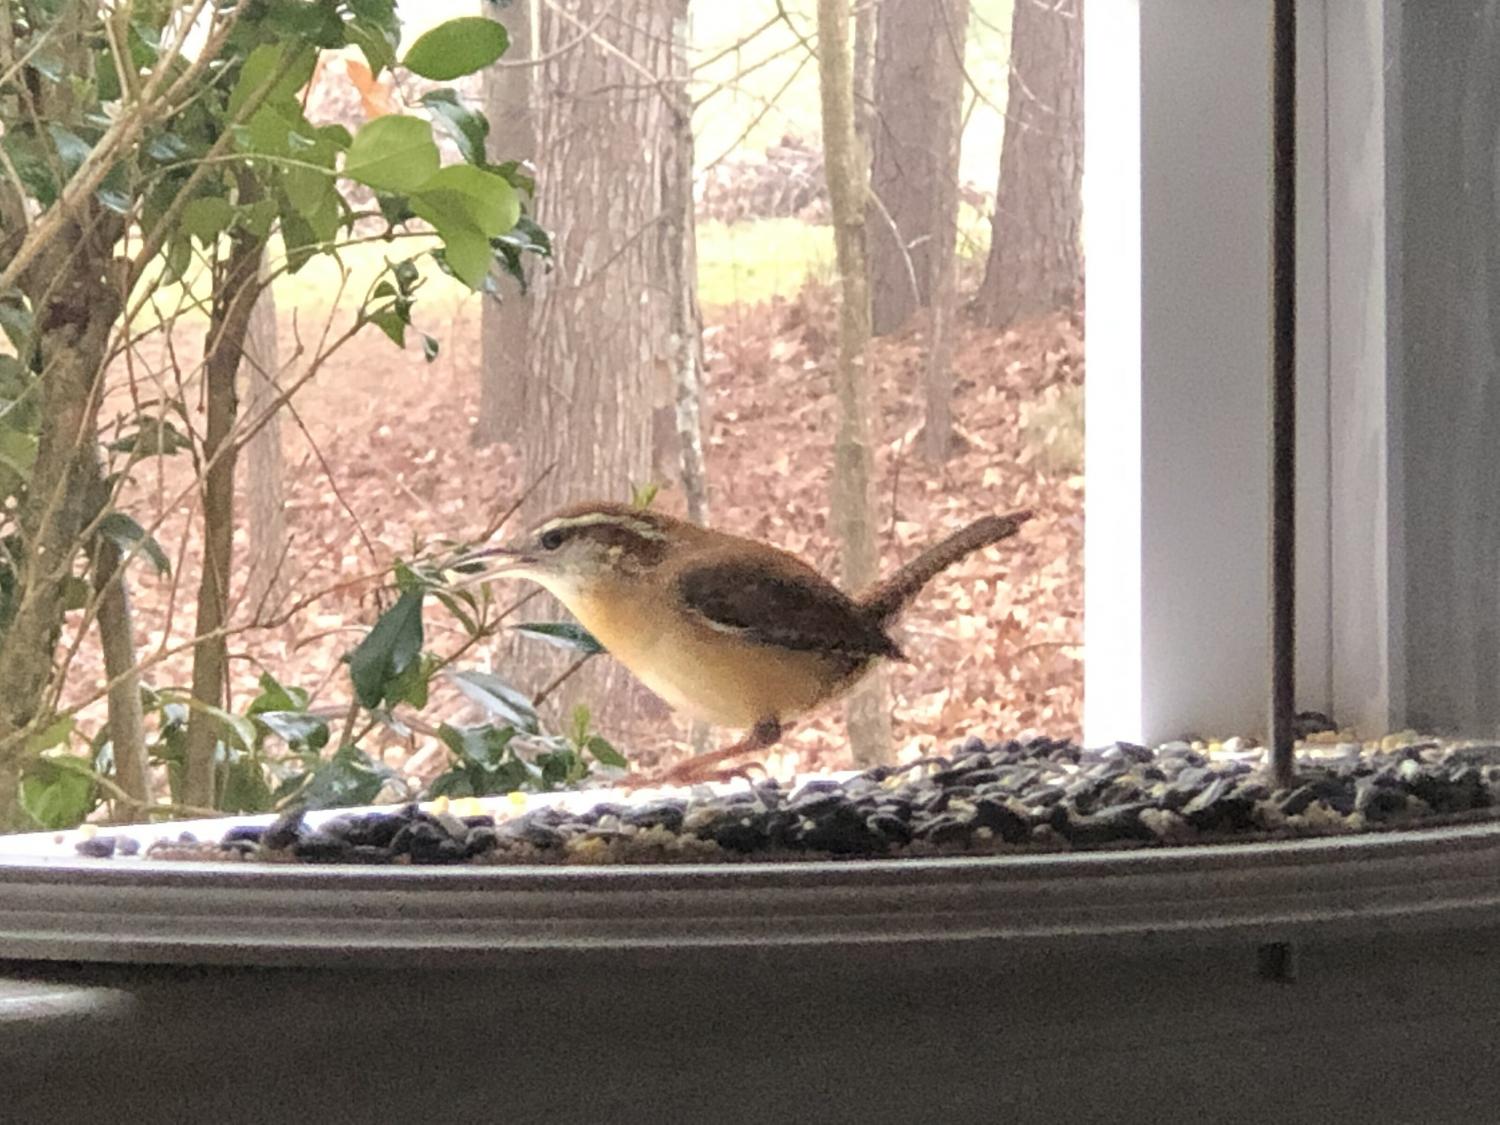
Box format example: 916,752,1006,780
622,719,782,791
622,748,769,791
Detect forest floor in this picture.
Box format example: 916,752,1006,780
70,275,1083,785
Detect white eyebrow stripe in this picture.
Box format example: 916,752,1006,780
536,513,668,540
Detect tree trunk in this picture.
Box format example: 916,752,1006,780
520,0,687,730
817,0,892,766
0,220,121,827
866,0,969,336
853,0,877,190
0,6,123,825
662,5,708,527
182,228,265,810
475,0,536,448
90,470,150,810
977,0,1084,329
923,0,969,462
242,268,286,618
525,0,677,516
666,3,709,754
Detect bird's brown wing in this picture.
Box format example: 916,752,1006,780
676,559,902,659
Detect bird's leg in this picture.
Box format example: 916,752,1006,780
627,719,783,789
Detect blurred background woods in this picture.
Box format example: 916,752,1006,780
0,0,1082,829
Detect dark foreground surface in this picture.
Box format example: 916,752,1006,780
8,925,1500,1125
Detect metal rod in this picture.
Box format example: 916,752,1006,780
1270,0,1298,789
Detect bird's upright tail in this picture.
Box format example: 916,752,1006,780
857,509,1032,625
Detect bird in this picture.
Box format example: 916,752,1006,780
457,500,1032,786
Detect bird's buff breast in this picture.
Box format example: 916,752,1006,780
560,585,866,729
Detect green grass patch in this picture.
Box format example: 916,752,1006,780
697,217,833,308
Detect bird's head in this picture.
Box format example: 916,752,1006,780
454,501,690,599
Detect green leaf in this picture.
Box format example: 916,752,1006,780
29,55,63,83
376,191,416,227
46,124,90,180
107,418,192,456
587,735,627,769
243,101,303,156
347,21,398,76
296,743,395,809
435,228,493,290
316,123,354,151
409,164,520,288
98,511,170,575
145,132,189,163
163,236,193,284
631,481,660,509
282,162,331,214
347,589,425,709
283,169,343,238
409,163,520,238
425,768,478,799
535,748,580,788
513,621,606,655
264,0,344,46
149,706,188,804
420,88,490,165
343,116,441,193
0,427,37,485
0,352,27,392
243,198,279,242
448,669,538,730
127,20,161,67
368,310,407,348
95,50,121,102
2,132,57,205
220,755,274,813
180,195,235,247
422,335,439,362
183,698,256,754
492,215,551,294
402,17,509,81
0,297,32,353
29,716,76,753
387,651,434,709
347,0,401,74
493,158,536,196
94,169,131,215
438,722,515,769
60,574,90,611
19,754,98,830
569,704,592,745
255,710,330,752
248,671,308,714
433,590,479,635
229,42,318,117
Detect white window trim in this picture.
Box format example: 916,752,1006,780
1325,0,1399,735
1084,0,1392,744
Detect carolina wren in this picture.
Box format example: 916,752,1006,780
461,501,1031,783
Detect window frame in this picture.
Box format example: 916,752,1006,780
0,0,1458,970
1083,0,1396,745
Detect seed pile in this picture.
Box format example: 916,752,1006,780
64,734,1500,866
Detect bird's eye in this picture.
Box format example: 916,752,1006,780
539,529,564,551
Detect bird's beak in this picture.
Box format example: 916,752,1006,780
445,543,532,587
